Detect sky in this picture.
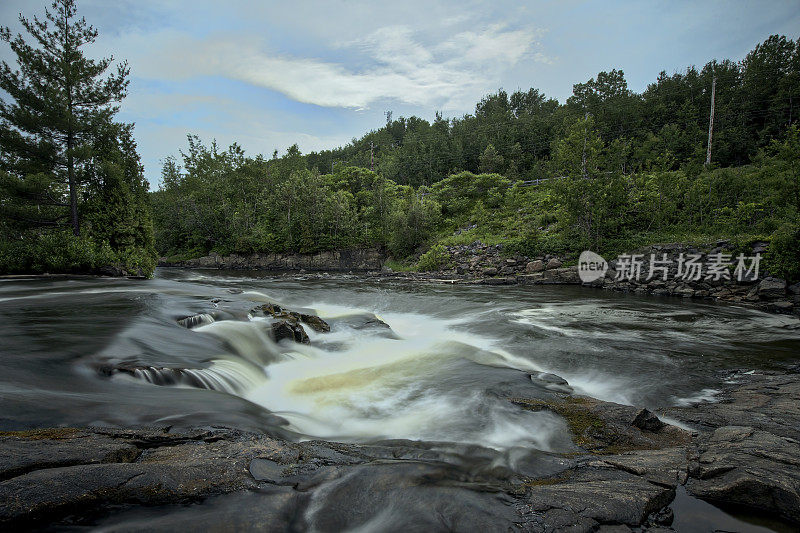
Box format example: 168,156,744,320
1,0,799,188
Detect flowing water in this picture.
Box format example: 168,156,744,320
2,269,800,531
1,268,799,445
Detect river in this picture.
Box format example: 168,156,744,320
2,268,798,446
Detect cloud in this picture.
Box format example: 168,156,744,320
110,22,547,111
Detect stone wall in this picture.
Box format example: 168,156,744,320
160,248,385,272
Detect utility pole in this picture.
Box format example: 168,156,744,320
370,141,375,171
705,75,716,166
581,112,588,179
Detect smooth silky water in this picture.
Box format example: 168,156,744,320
1,268,799,531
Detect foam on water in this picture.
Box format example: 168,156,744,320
238,307,563,450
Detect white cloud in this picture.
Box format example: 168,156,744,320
108,22,548,111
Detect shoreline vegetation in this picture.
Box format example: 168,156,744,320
1,3,798,285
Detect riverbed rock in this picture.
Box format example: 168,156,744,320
271,319,309,344
687,425,800,523
757,277,787,299
3,372,799,530
250,303,330,333
661,371,800,525
511,395,690,454
631,409,665,432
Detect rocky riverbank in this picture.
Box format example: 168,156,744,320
2,369,798,531
160,241,800,316
160,248,384,271
379,241,800,317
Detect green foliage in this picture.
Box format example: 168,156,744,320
0,230,153,276
765,222,800,282
417,244,452,271
387,191,441,257
0,0,155,276
147,34,799,268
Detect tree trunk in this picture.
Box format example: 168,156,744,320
67,130,79,236
64,9,79,237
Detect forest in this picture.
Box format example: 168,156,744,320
150,34,800,281
1,3,798,281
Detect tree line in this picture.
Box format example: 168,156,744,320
151,34,800,280
306,35,799,184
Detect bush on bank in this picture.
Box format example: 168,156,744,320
0,231,156,277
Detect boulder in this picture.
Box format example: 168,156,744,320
631,409,665,432
271,320,309,344
757,277,787,300
526,260,544,273
250,303,330,333
546,258,563,269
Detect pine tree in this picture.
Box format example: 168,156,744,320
0,0,129,236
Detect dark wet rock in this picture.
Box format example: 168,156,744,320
533,372,569,386
0,429,140,482
3,373,799,530
0,427,270,527
523,468,675,529
686,425,800,523
597,447,689,487
529,372,573,394
250,303,330,333
511,395,691,454
299,313,331,332
662,371,800,526
648,505,674,526
632,409,666,432
661,371,800,440
329,312,392,331
271,319,309,344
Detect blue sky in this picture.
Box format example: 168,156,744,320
1,0,798,187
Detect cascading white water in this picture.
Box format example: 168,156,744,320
179,303,571,452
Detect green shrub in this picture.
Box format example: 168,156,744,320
765,222,800,282
0,230,156,277
417,244,451,271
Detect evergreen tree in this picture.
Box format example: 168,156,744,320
0,0,129,236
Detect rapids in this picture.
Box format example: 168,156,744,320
1,268,798,452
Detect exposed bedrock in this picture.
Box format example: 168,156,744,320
2,371,797,530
